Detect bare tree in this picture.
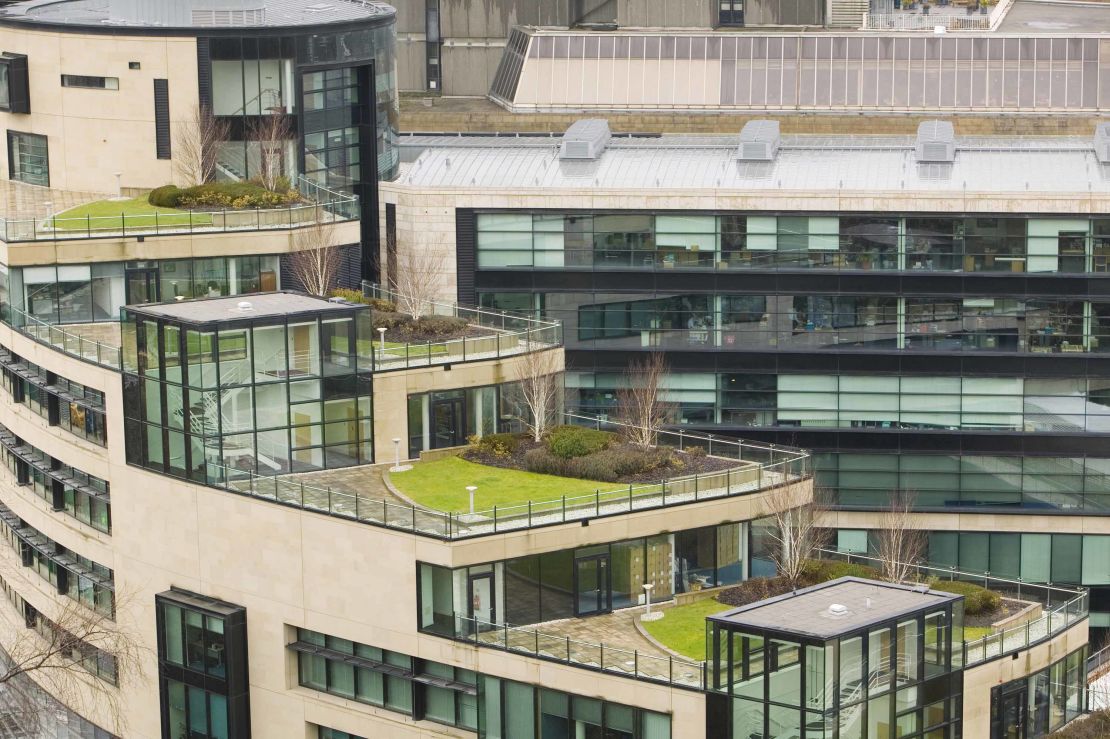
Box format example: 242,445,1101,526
0,590,144,736
287,215,341,296
393,248,447,320
764,484,829,589
875,491,927,584
614,352,672,447
248,111,293,192
513,347,562,442
174,104,230,186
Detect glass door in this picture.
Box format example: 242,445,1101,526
995,686,1026,739
126,267,160,305
431,393,465,449
574,554,611,617
468,571,495,631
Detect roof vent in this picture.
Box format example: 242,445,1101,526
1095,122,1110,164
559,119,611,161
916,120,955,163
737,120,780,162
236,301,254,312
827,603,849,617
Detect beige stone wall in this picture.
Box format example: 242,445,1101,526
962,620,1089,737
827,509,1110,536
0,219,362,268
0,325,744,737
0,27,200,193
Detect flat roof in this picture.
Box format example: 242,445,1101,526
998,0,1110,33
0,0,394,30
127,292,363,325
710,577,959,639
396,132,1110,195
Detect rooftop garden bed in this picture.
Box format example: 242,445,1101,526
49,196,213,230
148,180,301,210
463,426,737,485
388,455,607,513
642,560,1010,660
331,290,493,344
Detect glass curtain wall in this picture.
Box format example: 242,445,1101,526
122,305,375,480
417,522,746,634
3,256,280,326
476,213,1110,275
567,371,1110,434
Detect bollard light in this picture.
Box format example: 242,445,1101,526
377,327,388,355
466,486,478,515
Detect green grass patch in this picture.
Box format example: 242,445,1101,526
641,597,731,661
963,626,995,641
389,456,610,513
49,196,212,231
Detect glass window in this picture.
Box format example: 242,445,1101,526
8,131,48,186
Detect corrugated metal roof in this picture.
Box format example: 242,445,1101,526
395,134,1110,193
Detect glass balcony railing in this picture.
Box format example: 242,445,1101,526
203,412,812,541
0,177,358,243
4,306,122,370
822,549,1088,667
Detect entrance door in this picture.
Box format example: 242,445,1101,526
468,572,495,630
431,395,465,449
996,686,1027,739
574,554,611,617
125,268,159,305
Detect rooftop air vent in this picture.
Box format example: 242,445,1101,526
559,119,611,161
826,603,851,618
736,120,780,162
1095,122,1110,165
236,301,254,312
916,120,955,163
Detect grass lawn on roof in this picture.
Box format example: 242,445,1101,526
388,456,611,513
50,196,213,230
641,597,731,661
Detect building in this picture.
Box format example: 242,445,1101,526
381,118,1110,635
0,0,400,279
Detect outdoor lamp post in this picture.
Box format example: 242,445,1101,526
377,327,387,355
392,438,401,468
641,584,661,621
466,485,478,515
114,172,123,199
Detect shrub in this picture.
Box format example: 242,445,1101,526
148,185,184,208
368,297,397,311
684,445,707,458
1051,709,1110,739
929,580,1002,616
474,432,522,458
545,425,615,459
372,311,411,332
521,447,578,478
410,315,468,337
330,288,367,304
801,559,881,583
174,182,301,209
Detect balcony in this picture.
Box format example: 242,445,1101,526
207,414,811,540
0,177,358,243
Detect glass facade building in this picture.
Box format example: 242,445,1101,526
121,294,376,481
460,200,1110,632
706,579,963,739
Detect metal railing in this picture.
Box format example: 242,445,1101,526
0,177,358,243
1089,643,1110,680
823,549,1088,667
455,615,707,690
863,0,1011,29
361,282,564,372
3,306,122,370
203,412,811,541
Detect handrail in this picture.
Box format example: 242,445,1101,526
361,281,565,372
821,549,1088,666
454,615,707,690
2,306,122,370
202,411,811,541
0,181,359,243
